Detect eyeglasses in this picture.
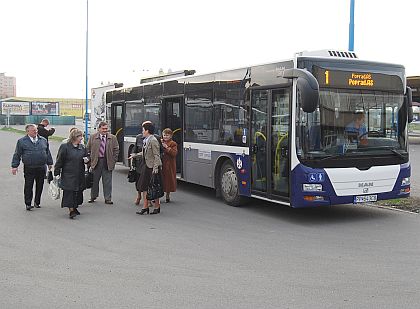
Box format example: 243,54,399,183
76,135,83,137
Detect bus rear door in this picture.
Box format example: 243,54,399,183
110,102,124,162
162,97,184,177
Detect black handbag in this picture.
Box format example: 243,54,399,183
127,158,138,183
146,172,164,201
128,168,137,183
85,170,93,189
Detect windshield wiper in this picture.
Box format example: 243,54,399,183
358,146,407,159
390,149,406,159
317,154,345,161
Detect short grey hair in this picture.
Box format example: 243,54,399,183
25,124,37,132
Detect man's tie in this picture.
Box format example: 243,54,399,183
99,136,106,157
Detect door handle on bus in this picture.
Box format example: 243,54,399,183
281,147,288,157
252,144,258,154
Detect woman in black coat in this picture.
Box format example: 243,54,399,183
54,129,89,219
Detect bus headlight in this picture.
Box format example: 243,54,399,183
303,184,323,192
401,177,410,186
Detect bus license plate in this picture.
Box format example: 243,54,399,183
354,194,377,203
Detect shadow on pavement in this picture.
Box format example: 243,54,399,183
172,180,396,226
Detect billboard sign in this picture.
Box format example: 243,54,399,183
31,101,59,115
1,101,30,115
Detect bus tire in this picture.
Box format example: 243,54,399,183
220,161,242,207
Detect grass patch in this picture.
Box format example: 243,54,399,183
1,126,65,142
408,122,420,131
376,196,420,213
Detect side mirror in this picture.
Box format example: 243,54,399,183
282,68,319,113
405,87,413,123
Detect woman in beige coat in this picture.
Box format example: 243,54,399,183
129,122,162,215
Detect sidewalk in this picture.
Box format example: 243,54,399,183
409,129,420,144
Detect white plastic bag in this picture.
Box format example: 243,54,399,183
48,177,62,200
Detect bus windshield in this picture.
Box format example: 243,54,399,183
296,88,408,166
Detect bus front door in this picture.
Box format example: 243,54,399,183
110,103,124,162
162,97,183,176
251,88,290,200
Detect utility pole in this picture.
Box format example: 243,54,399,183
85,0,89,141
348,0,355,51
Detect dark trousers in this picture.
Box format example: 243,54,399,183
24,166,46,206
91,158,112,200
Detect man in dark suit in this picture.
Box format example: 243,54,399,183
11,124,53,210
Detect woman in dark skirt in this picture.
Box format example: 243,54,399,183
131,131,144,205
54,129,89,219
129,122,162,215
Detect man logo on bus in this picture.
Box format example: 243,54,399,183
236,157,243,169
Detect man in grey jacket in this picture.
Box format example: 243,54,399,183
11,124,53,210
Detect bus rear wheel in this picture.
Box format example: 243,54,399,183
220,162,242,206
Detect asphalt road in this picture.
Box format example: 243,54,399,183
409,143,420,197
1,130,419,309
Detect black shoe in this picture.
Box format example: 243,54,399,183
74,208,80,215
136,208,149,215
26,205,33,211
105,200,113,205
150,208,160,215
34,203,41,208
69,211,77,219
88,198,96,203
165,198,170,203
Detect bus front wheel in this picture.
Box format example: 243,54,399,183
220,162,242,206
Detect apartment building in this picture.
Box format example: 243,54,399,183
0,73,16,99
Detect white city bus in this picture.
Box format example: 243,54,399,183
106,50,413,207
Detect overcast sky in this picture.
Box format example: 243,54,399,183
1,0,418,98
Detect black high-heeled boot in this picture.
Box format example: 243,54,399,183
136,208,149,215
150,208,160,215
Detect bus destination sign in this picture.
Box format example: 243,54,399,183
313,66,403,91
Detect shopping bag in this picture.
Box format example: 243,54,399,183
48,177,62,200
146,172,164,201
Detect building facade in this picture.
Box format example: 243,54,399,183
0,73,16,99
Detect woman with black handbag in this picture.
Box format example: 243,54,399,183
54,129,89,219
129,131,144,205
129,122,162,215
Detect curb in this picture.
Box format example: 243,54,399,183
367,203,419,215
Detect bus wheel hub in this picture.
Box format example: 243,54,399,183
221,169,237,197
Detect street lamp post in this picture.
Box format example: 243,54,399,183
348,0,355,51
85,0,89,142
